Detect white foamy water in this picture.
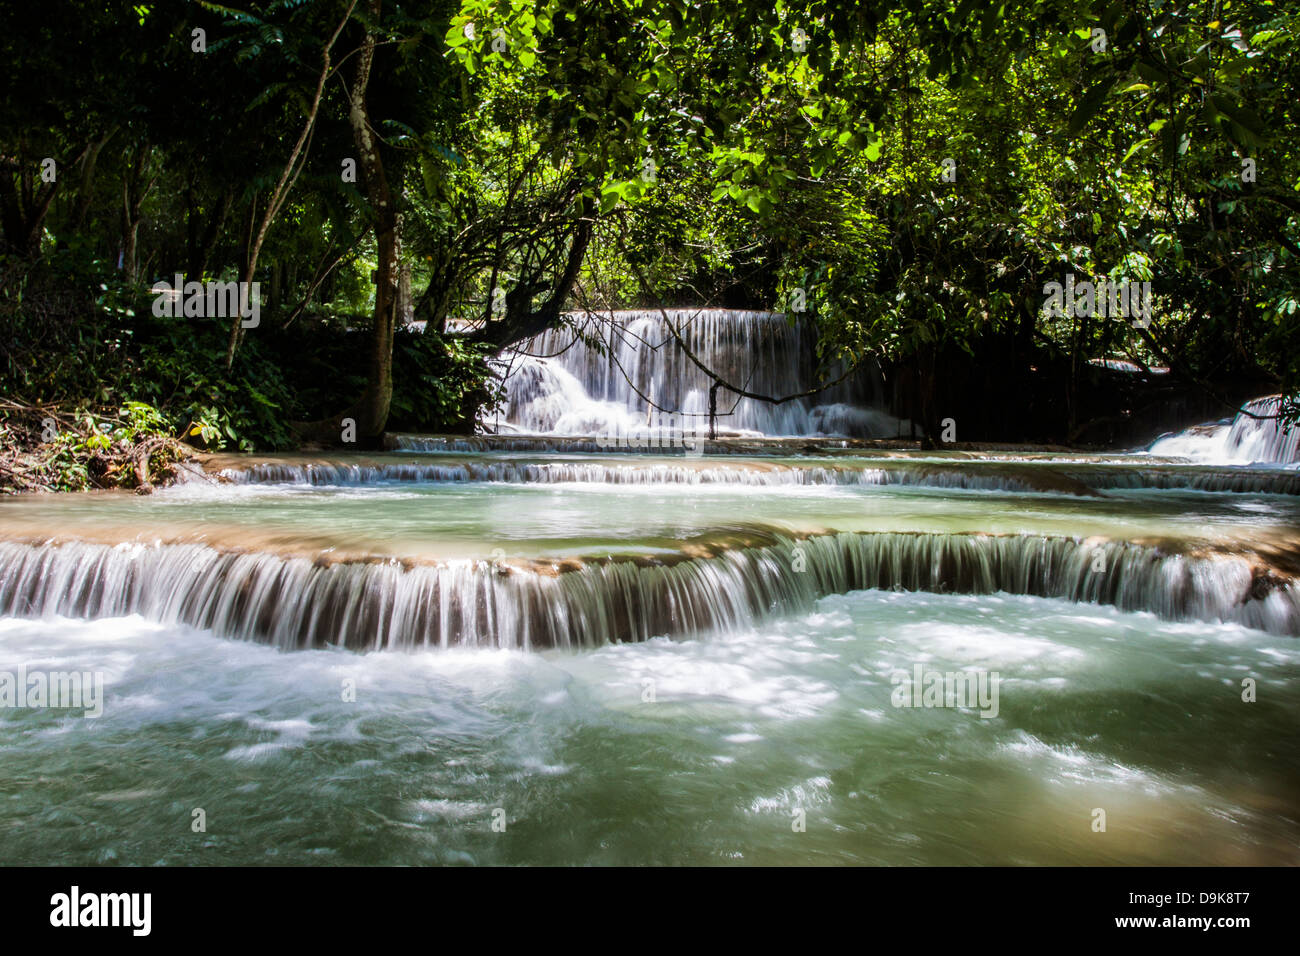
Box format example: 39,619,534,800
1149,396,1300,466
2,434,1298,865
0,590,1295,865
490,309,910,438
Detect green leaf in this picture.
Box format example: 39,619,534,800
1067,76,1117,136
1120,137,1150,164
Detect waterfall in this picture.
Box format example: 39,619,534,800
213,459,1062,490
209,457,1300,496
489,309,906,438
391,434,620,454
1224,396,1300,464
1065,465,1300,495
3,532,1295,651
1149,395,1300,465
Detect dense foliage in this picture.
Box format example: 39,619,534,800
1,0,1296,460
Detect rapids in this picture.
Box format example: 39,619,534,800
1,309,1297,865
0,591,1294,865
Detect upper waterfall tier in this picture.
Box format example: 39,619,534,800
1148,395,1300,465
489,309,907,439
198,451,1300,496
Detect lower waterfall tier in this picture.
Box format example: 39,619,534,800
2,531,1295,650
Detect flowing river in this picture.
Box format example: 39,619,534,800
1,310,1297,865
1,449,1297,865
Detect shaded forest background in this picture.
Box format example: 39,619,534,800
1,0,1297,480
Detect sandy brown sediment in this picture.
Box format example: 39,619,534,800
0,519,802,573
6,522,1296,589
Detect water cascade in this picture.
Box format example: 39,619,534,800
1149,395,1300,465
3,531,1295,652
490,309,906,438
5,383,1300,869
207,455,1300,496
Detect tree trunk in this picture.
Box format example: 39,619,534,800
121,176,139,282
0,148,62,258
187,187,232,278
343,1,398,442
224,0,359,368
398,260,412,326
120,143,154,284
292,0,397,447
71,130,113,232
414,247,458,333
466,211,592,349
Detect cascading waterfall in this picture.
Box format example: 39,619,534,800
215,460,902,487
1225,396,1300,463
490,309,906,438
2,531,1295,651
391,434,619,454
1065,465,1300,495
213,459,1071,491
1149,395,1300,465
209,457,1300,496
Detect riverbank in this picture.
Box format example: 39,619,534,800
0,399,192,495
7,420,1297,500
0,423,1108,497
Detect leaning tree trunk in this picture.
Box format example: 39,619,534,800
71,130,113,233
224,0,359,369
292,0,397,447
344,0,397,442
